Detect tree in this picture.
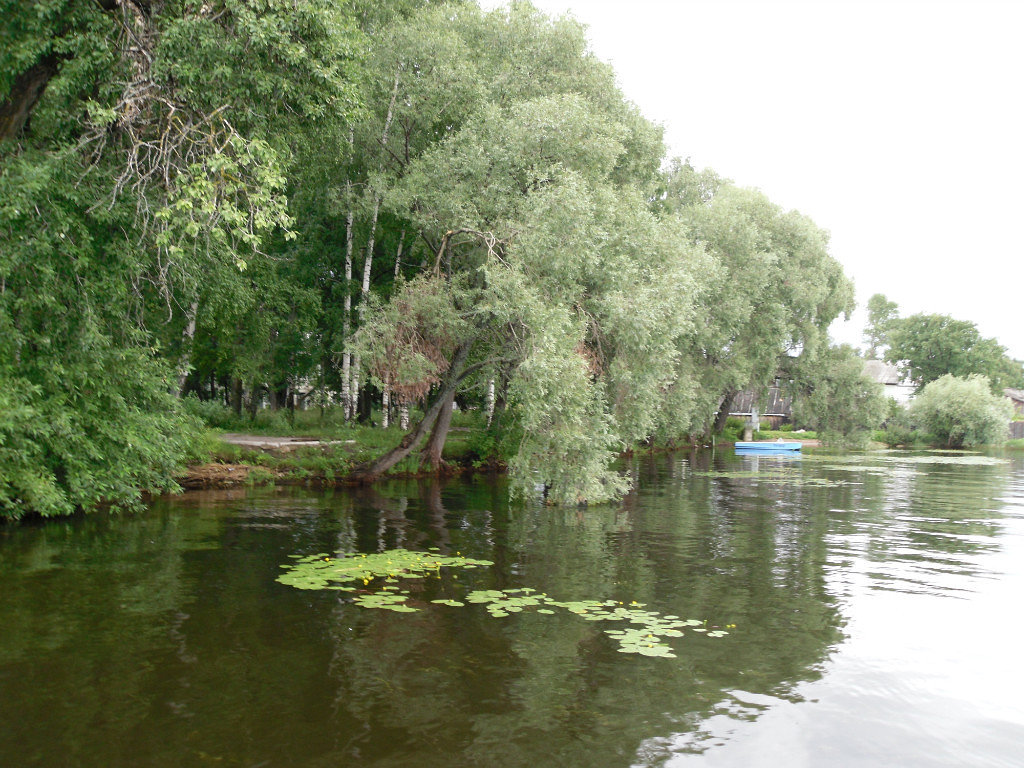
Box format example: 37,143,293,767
788,344,887,446
863,293,898,358
1,0,365,517
910,374,1012,448
885,313,1023,392
658,165,854,439
351,86,700,503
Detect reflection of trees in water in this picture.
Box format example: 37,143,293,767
851,458,1010,593
317,465,845,767
5,457,1014,768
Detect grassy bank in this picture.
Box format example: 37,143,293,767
180,402,834,491
180,403,507,489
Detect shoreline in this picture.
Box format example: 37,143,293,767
175,436,824,490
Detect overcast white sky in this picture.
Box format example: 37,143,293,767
480,0,1024,359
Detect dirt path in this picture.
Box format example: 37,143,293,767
219,433,355,451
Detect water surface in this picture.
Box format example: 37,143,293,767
2,449,1022,767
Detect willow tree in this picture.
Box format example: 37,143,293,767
657,161,854,439
330,2,669,421
789,344,887,446
349,81,708,503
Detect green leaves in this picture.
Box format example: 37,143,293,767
277,548,494,591
789,343,888,446
910,374,1013,448
279,549,732,660
884,312,1023,392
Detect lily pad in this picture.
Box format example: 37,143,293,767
279,548,733,660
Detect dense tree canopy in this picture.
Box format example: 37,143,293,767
883,311,1023,392
788,344,887,446
2,0,884,516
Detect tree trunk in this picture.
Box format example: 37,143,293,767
342,178,354,419
349,74,399,421
349,343,470,481
485,378,496,427
351,360,361,420
381,379,390,428
247,381,260,420
399,403,410,430
175,299,200,396
420,387,456,472
394,228,405,277
0,53,67,140
357,381,372,423
712,390,737,434
230,377,243,417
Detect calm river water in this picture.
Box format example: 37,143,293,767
2,449,1023,767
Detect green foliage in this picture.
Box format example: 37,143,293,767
0,0,365,517
278,547,732,658
885,312,1023,392
181,395,239,430
2,0,872,513
863,293,898,358
753,428,817,441
0,358,201,520
910,374,1013,448
350,274,470,403
789,344,888,446
660,166,854,439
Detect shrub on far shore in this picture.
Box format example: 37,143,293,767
910,374,1012,448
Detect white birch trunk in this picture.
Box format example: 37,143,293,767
394,228,405,278
399,404,409,430
175,299,200,396
381,381,390,428
342,178,354,420
353,72,400,424
485,378,496,427
351,357,360,420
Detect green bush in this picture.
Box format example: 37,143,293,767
724,416,745,431
910,374,1012,448
1,357,202,520
181,395,237,429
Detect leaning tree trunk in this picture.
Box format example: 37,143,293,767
349,343,470,482
420,387,456,472
712,389,738,434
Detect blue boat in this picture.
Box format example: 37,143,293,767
734,440,802,452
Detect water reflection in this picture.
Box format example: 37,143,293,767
0,452,1021,767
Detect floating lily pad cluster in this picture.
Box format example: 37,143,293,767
278,548,732,657
464,590,729,657
277,548,493,593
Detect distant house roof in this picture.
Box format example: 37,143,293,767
863,359,906,386
1005,388,1024,404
